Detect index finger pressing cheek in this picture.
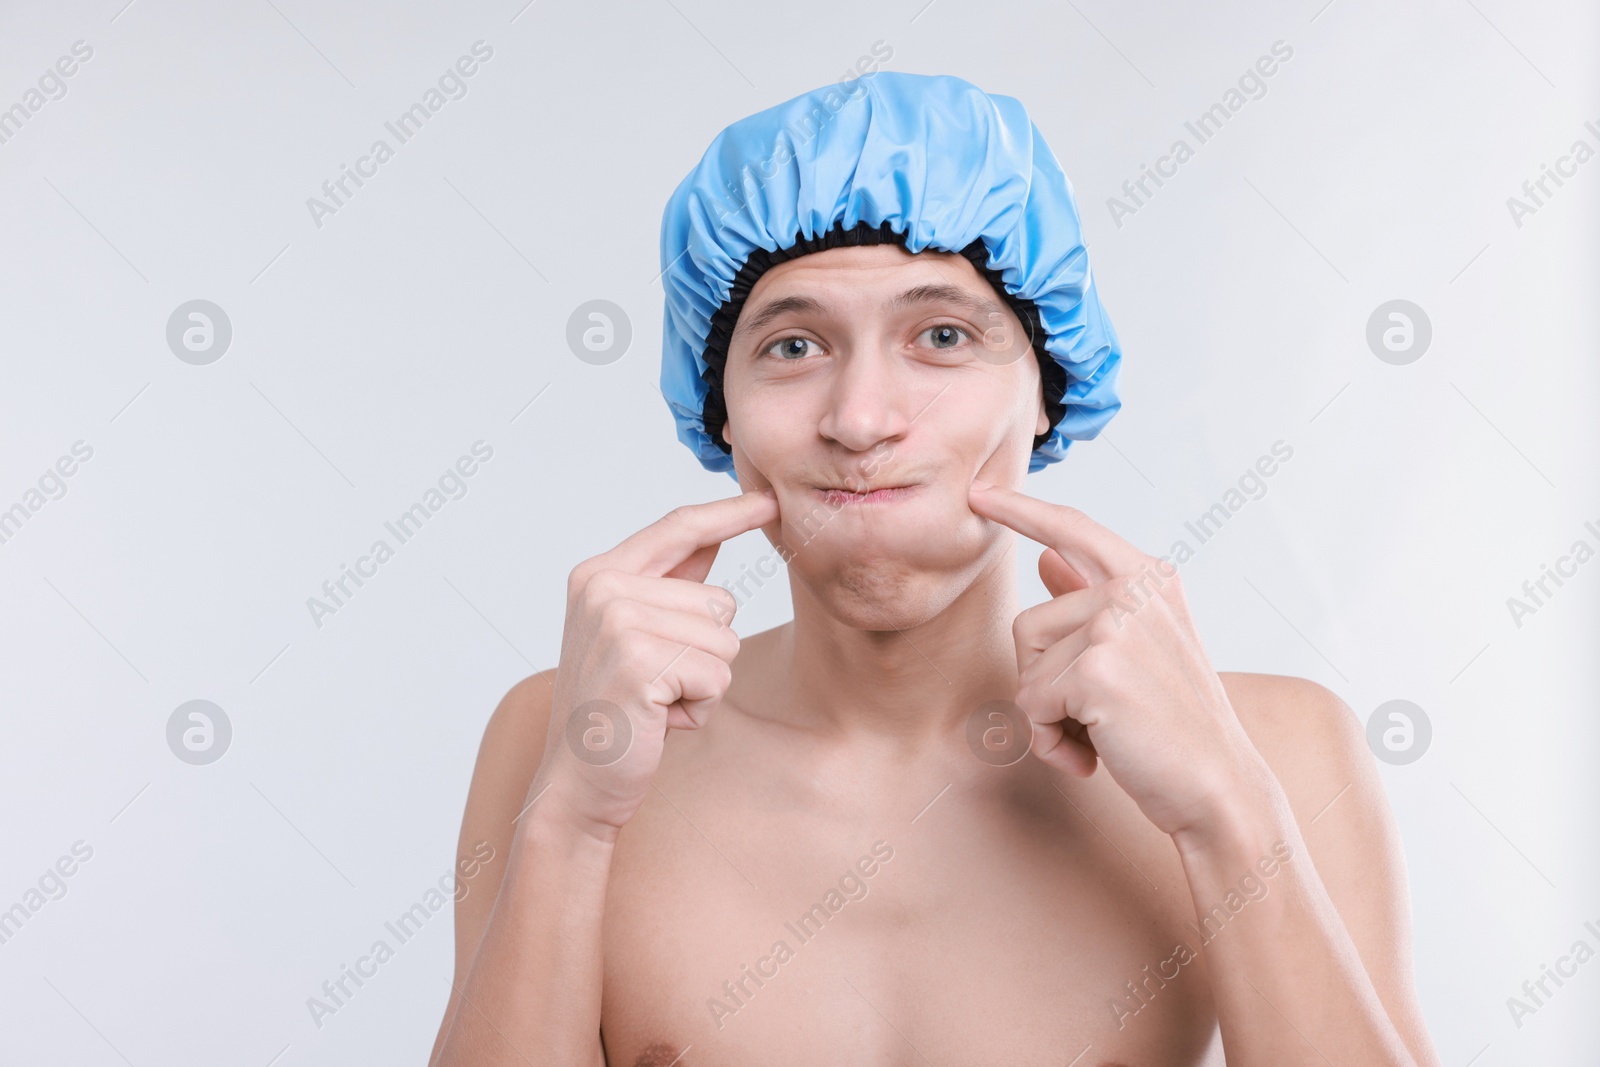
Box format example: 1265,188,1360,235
606,489,779,579
968,481,1147,584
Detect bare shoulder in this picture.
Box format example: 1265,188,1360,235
430,669,561,1064
1217,671,1442,1066
470,669,561,803
454,669,561,899
1216,672,1390,910
1217,671,1367,818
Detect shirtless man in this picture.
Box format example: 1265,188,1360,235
430,73,1442,1066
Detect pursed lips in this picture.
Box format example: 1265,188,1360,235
810,482,923,506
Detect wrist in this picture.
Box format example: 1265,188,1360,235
517,771,623,851
1170,751,1292,861
507,804,619,900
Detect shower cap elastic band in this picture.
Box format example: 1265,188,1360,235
658,70,1123,482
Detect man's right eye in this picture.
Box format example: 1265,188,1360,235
763,336,821,360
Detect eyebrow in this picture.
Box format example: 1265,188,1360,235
731,283,1006,344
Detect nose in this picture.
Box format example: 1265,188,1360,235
816,341,912,455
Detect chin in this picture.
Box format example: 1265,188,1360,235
811,559,961,631
785,524,993,633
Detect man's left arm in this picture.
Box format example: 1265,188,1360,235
1177,673,1442,1067
964,480,1442,1067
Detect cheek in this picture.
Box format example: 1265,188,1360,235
728,387,805,458
724,383,810,493
939,380,1032,457
963,380,1042,485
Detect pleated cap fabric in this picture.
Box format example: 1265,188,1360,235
659,71,1123,481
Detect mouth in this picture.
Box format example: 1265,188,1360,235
811,483,923,507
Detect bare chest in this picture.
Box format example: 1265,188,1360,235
598,744,1223,1067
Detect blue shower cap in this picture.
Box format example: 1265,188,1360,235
658,70,1122,482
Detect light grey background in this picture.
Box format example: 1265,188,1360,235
1,0,1596,1063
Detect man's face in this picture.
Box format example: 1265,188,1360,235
720,243,1049,626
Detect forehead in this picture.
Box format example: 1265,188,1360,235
743,243,990,300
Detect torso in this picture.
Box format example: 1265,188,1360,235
598,627,1233,1066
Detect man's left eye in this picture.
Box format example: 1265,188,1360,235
918,324,971,350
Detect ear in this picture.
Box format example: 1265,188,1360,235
1034,381,1050,436
719,420,733,446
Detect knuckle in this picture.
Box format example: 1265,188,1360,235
1056,504,1091,533
598,596,643,636
1011,607,1037,644
581,568,630,614
705,588,738,625
1164,568,1188,598
1113,575,1152,607
587,567,625,599
1073,645,1114,687
1087,608,1121,643
616,639,656,677
566,561,593,601
1149,559,1182,593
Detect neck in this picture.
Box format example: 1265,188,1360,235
770,541,1024,749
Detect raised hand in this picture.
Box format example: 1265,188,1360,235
966,479,1277,839
531,489,779,835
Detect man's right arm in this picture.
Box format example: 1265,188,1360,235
429,489,779,1065
430,669,613,1067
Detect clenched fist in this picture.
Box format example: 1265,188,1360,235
528,489,779,834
